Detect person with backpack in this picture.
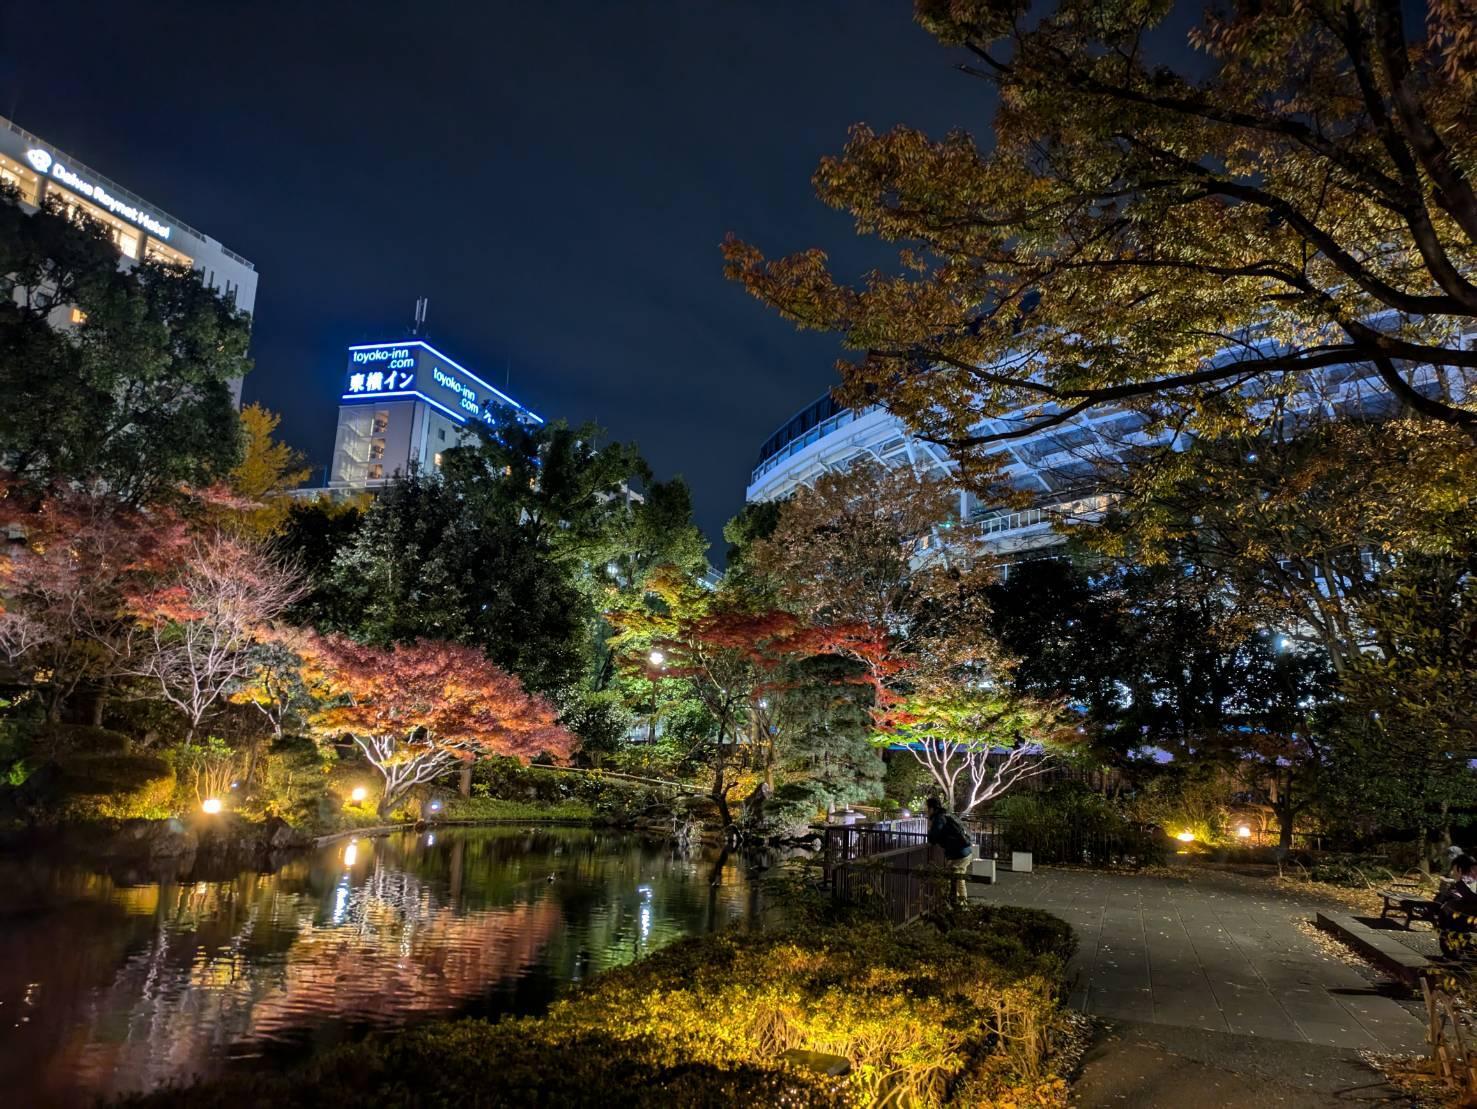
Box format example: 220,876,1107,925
925,796,974,904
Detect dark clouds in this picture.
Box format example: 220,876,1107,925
0,1,979,552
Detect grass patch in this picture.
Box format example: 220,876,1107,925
441,795,595,822
118,898,1074,1107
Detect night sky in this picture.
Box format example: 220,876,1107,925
0,1,980,552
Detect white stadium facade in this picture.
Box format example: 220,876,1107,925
744,351,1466,561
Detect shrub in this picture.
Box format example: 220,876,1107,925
119,896,1074,1108
993,781,1165,867
1124,772,1231,845
53,753,176,820
28,723,132,758
766,779,833,828
441,796,595,822
255,735,335,823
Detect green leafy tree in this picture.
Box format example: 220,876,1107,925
1331,550,1477,866
0,190,251,501
316,465,587,697
1090,416,1477,673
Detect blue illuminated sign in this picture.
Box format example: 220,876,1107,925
341,341,543,427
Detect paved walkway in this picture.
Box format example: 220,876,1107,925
972,867,1427,1107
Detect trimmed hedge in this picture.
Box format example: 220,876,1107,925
118,901,1074,1107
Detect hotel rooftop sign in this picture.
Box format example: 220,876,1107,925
25,147,173,240
342,341,542,428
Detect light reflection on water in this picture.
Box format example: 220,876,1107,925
0,827,760,1106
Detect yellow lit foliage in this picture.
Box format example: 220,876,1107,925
226,403,311,538
521,906,1073,1107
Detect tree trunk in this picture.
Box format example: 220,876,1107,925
1276,807,1294,859
459,764,472,798
90,676,109,727
1418,825,1431,875
243,739,262,789
710,759,733,828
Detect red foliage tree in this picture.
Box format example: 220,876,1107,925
299,633,575,817
652,608,906,813
126,532,307,738
0,482,191,722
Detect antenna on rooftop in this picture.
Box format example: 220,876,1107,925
411,296,429,337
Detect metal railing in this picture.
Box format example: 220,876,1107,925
820,814,1159,889
831,839,951,925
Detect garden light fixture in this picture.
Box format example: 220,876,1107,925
201,798,223,815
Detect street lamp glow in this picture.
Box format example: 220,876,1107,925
648,650,664,666
1237,825,1252,839
1175,830,1195,843
201,798,223,815
350,786,368,802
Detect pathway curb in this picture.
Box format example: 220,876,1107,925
1314,910,1429,987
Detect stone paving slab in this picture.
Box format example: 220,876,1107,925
974,867,1427,1054
1069,1019,1405,1107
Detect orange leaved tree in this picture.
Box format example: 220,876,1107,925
0,482,192,723
299,634,575,817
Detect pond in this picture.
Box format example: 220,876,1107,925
0,826,765,1106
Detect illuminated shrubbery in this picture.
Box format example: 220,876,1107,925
119,902,1074,1107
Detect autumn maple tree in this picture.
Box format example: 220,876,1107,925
127,532,306,738
299,634,575,817
0,483,191,721
748,459,1076,808
725,0,1477,491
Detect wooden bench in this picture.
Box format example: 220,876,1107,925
1379,888,1441,929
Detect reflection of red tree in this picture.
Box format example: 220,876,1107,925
42,870,565,1106
245,898,564,1038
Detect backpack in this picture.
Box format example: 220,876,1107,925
938,813,972,857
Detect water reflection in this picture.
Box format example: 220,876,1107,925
0,827,760,1106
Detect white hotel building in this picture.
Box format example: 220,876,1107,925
328,340,543,490
0,114,257,400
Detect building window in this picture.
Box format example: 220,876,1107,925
438,428,446,441
372,411,390,435
144,238,193,268
70,307,87,324
369,438,386,461
367,463,384,481
51,189,141,258
0,155,41,205
433,452,443,468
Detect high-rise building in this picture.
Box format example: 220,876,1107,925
328,339,542,490
0,114,258,401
